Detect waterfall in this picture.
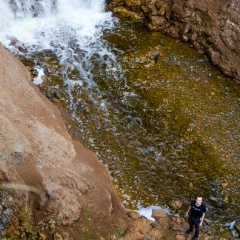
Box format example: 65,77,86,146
0,0,114,46
7,0,57,18
0,0,118,86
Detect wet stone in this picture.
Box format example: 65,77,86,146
170,200,183,209
38,232,47,240
41,75,48,82
54,233,63,240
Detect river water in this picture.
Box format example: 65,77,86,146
0,0,239,236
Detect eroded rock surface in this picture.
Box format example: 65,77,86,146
108,0,240,83
0,44,127,239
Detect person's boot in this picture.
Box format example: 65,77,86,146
191,236,198,240
185,229,193,234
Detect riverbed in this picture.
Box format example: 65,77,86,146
1,1,239,236
33,19,240,235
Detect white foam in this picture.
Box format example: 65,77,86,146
0,0,114,53
0,0,118,90
136,204,170,221
227,220,236,230
33,68,44,85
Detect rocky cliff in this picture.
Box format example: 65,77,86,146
108,0,240,83
0,44,127,239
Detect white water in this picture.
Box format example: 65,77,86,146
136,204,170,221
33,67,44,85
0,0,117,84
0,0,112,45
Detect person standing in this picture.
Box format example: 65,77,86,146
185,197,206,240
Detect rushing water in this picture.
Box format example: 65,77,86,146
0,0,240,236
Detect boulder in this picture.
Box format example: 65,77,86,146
151,209,168,225
113,6,143,22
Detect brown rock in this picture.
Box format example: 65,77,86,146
149,229,163,239
38,232,47,240
128,211,140,219
54,233,63,240
16,45,26,53
170,200,183,209
0,43,127,237
152,209,167,219
175,235,185,240
113,6,143,22
152,210,168,224
148,16,168,31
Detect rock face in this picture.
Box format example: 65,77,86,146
107,0,240,83
0,44,127,238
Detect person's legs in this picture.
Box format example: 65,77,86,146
193,219,201,238
189,218,194,231
185,217,194,234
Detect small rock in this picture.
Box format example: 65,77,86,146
144,64,151,68
62,232,72,240
152,209,167,219
175,234,185,240
172,225,179,231
85,107,90,113
221,182,228,188
54,90,61,99
206,230,212,235
170,200,183,209
54,233,63,240
159,39,164,45
41,75,48,82
16,45,26,53
50,224,56,229
182,35,188,42
169,56,177,61
38,232,47,240
128,211,140,220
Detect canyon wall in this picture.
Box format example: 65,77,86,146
108,0,240,83
0,44,127,239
